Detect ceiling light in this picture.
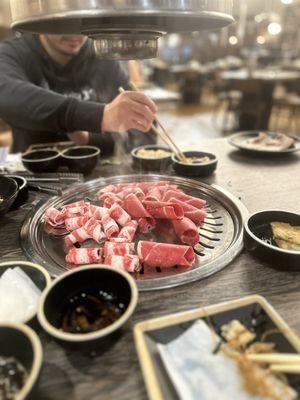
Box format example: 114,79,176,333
257,35,266,44
281,0,293,4
229,36,238,45
267,22,282,35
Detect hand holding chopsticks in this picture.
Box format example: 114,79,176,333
247,353,300,374
118,84,188,163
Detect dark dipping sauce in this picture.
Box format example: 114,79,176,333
0,356,27,400
60,288,125,334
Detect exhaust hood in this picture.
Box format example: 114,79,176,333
10,0,234,60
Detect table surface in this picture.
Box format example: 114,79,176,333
1,138,300,400
220,68,300,82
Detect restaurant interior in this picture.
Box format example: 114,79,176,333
0,1,299,400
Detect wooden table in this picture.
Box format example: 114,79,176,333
220,69,300,131
1,138,300,400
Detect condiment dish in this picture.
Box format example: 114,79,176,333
172,151,218,177
61,146,100,175
21,149,61,173
0,322,43,400
132,145,172,172
244,210,300,270
38,265,138,345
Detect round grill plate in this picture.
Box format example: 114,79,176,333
21,175,248,291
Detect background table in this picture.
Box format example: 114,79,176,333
0,138,299,400
220,69,300,130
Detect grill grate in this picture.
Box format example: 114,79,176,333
21,175,248,291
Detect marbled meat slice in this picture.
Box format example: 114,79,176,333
109,204,131,226
117,220,138,242
44,207,66,227
143,200,184,220
66,248,102,265
169,197,206,223
84,218,106,243
104,242,135,259
163,190,206,209
172,217,200,246
65,216,89,232
88,205,109,221
64,226,91,247
105,255,141,273
123,193,151,219
144,187,162,201
137,241,195,268
102,215,119,239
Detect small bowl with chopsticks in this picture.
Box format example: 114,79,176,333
61,145,100,175
0,176,19,217
37,265,138,347
244,210,300,270
0,322,43,400
172,151,218,177
131,145,172,172
0,261,51,325
21,149,61,173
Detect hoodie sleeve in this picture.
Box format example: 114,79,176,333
0,42,104,133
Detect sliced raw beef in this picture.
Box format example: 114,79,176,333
104,242,135,259
66,248,102,265
84,218,106,243
63,201,89,217
105,255,141,273
172,217,200,246
118,187,145,201
138,181,170,192
145,187,162,201
44,207,65,227
103,196,124,209
109,204,131,226
88,205,109,221
65,227,91,247
163,190,206,209
102,215,119,239
65,216,89,232
138,217,156,234
168,197,206,223
123,193,151,219
117,220,138,242
143,201,184,220
98,185,118,194
137,241,195,268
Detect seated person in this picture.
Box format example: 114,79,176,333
0,34,157,154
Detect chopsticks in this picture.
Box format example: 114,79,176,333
118,84,188,163
247,353,300,374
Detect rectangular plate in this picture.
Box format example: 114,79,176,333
134,295,300,400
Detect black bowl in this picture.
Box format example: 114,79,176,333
172,151,218,177
61,146,100,175
131,145,172,172
0,176,19,217
38,265,138,345
22,149,61,173
7,175,28,210
244,210,300,270
0,261,51,324
0,322,43,399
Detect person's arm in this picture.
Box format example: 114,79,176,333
0,45,103,133
0,44,157,135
